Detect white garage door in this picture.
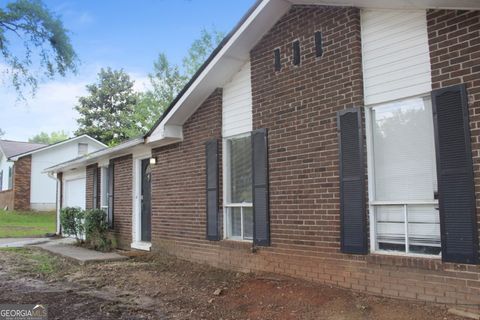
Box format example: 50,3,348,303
64,178,86,209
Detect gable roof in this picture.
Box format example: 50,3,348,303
43,137,144,174
8,134,107,161
145,0,480,145
0,140,46,159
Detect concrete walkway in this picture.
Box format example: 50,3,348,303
33,239,128,265
0,238,51,248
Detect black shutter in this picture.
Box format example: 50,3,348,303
92,167,98,209
293,40,300,66
107,163,114,229
206,139,220,241
252,129,270,246
432,84,479,264
337,108,367,254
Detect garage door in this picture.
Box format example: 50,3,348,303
64,178,86,209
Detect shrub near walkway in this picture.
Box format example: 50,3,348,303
0,210,56,238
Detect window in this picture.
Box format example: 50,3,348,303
8,167,12,189
78,143,88,156
367,96,441,256
224,134,253,240
0,170,3,191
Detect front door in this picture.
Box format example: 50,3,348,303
141,159,152,242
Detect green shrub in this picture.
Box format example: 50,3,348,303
84,208,114,252
60,207,84,243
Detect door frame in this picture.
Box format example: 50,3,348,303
132,149,152,251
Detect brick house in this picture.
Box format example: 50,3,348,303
46,0,480,311
1,135,105,211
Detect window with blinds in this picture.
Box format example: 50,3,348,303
368,96,441,256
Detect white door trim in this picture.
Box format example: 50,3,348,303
131,150,152,251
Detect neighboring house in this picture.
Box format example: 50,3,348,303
45,0,480,313
0,140,46,209
4,135,106,211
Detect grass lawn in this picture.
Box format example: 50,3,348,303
0,210,56,238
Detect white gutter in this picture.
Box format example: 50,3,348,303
43,137,145,174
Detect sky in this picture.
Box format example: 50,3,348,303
0,0,255,141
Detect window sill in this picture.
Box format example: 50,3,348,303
219,239,253,250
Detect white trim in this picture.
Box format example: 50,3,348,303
9,135,106,161
131,241,151,251
43,138,144,174
132,149,152,245
222,133,254,241
365,97,441,257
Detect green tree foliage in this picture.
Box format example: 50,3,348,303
28,130,68,144
182,27,224,77
0,0,77,98
74,68,138,146
132,27,224,136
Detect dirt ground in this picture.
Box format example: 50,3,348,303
0,247,471,320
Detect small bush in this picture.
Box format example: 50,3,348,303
60,207,84,243
84,209,114,252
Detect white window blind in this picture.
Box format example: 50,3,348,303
370,96,440,255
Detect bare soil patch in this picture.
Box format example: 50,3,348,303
0,248,471,319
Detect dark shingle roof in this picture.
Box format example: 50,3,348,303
0,140,46,158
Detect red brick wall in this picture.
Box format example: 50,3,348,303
427,9,480,248
147,5,480,312
251,5,363,254
111,155,132,248
151,89,223,245
13,155,31,210
85,164,101,210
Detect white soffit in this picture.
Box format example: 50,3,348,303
147,0,291,143
292,0,480,10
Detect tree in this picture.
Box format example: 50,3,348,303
74,68,138,146
0,0,77,98
182,27,224,77
131,28,224,136
29,130,68,144
0,128,4,138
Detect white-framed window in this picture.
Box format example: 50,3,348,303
366,96,441,257
78,143,88,156
223,133,253,240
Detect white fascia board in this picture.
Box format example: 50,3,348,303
43,138,144,174
147,0,291,144
293,0,480,10
9,134,107,161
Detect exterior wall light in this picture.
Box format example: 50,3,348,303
149,157,157,165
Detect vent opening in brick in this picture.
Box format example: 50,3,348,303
274,48,281,71
293,40,300,66
315,31,323,57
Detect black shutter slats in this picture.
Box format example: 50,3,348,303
206,139,220,241
337,108,367,254
252,128,270,246
108,163,114,229
432,84,479,264
92,167,98,209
